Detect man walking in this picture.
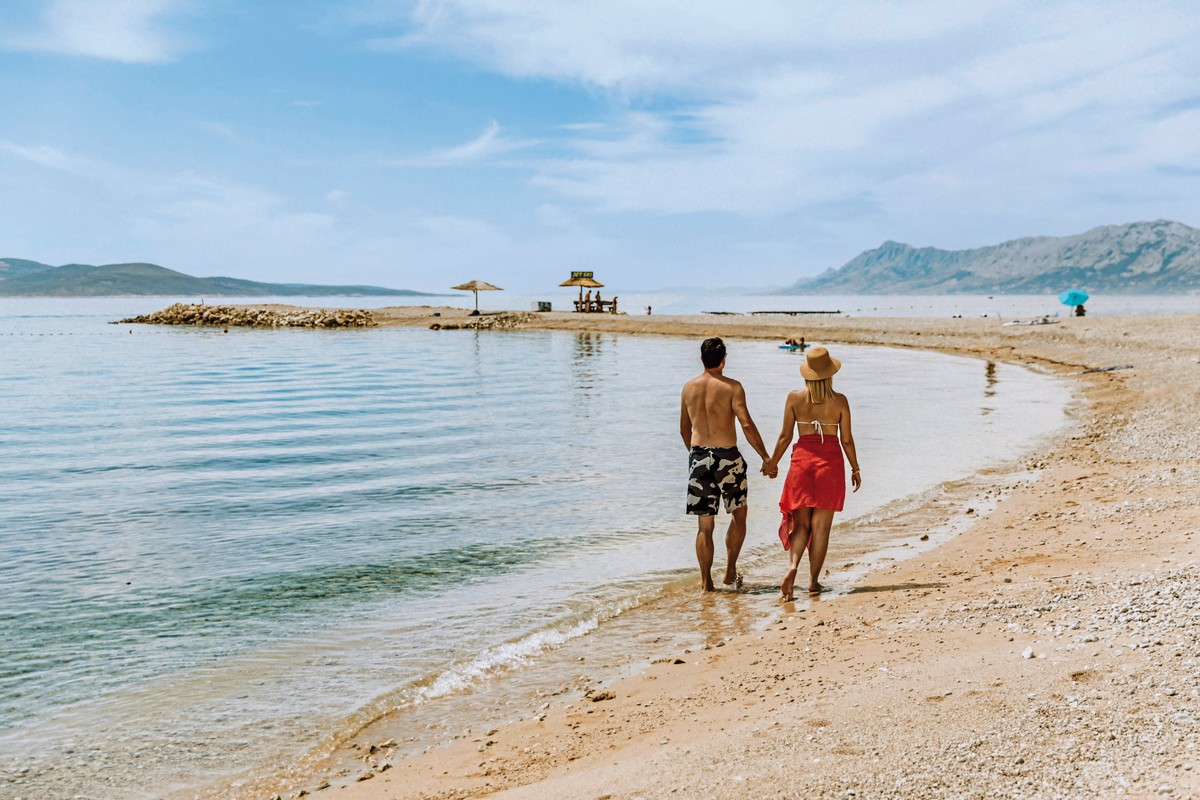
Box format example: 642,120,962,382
680,338,771,591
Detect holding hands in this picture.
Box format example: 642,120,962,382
761,459,779,479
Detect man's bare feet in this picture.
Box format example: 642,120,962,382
808,581,825,594
780,567,797,602
723,566,743,589
701,575,716,592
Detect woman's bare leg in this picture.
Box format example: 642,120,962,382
807,508,836,592
781,508,812,601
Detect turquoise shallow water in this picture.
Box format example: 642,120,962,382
0,299,1073,798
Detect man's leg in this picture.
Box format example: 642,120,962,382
723,506,747,587
808,508,836,592
695,515,716,591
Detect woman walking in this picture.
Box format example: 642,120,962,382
764,346,861,601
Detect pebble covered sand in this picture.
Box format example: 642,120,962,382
132,306,1200,799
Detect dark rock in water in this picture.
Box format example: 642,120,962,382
117,302,375,329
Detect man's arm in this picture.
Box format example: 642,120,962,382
680,393,693,450
731,382,770,461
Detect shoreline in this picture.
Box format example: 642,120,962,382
141,306,1200,799
274,304,1200,796
344,311,1200,798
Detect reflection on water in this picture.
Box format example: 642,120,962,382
571,332,606,400
573,331,604,361
982,360,998,415
694,589,756,649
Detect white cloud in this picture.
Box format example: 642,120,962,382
372,0,1200,231
383,1,1005,93
0,140,81,171
6,0,190,63
388,120,538,167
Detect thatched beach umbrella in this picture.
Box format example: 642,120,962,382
559,272,604,305
451,280,503,315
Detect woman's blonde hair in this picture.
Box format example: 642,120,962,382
805,377,833,404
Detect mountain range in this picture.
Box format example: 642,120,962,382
780,220,1200,294
0,260,431,297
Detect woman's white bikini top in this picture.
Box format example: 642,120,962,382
804,420,838,443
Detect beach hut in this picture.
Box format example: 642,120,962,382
451,280,503,316
560,272,604,312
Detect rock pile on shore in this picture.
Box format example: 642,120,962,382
119,303,375,328
433,312,535,330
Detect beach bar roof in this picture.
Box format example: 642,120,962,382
560,271,604,303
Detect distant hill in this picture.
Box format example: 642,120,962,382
778,220,1200,294
0,260,432,297
0,258,56,280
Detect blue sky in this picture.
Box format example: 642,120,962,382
2,1,1200,292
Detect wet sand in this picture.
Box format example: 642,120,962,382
255,307,1200,799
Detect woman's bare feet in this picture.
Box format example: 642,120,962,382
780,567,797,602
808,581,825,594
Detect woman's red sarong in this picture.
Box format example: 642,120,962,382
778,434,845,549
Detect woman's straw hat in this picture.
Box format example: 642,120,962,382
800,346,841,380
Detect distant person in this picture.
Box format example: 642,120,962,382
584,290,592,311
680,338,772,592
647,305,652,315
1075,304,1086,317
764,346,861,601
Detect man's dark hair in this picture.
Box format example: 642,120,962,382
700,337,726,369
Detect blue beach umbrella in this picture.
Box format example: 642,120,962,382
1058,289,1089,306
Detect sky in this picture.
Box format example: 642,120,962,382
2,1,1200,292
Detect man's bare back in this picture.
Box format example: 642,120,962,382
680,372,741,448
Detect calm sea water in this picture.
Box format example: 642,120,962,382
0,298,1074,799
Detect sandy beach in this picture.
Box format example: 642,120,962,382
241,307,1200,799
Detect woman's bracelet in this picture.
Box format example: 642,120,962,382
851,468,861,474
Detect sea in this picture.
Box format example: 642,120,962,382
4,291,1174,799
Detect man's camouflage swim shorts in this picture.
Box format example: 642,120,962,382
686,446,748,515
